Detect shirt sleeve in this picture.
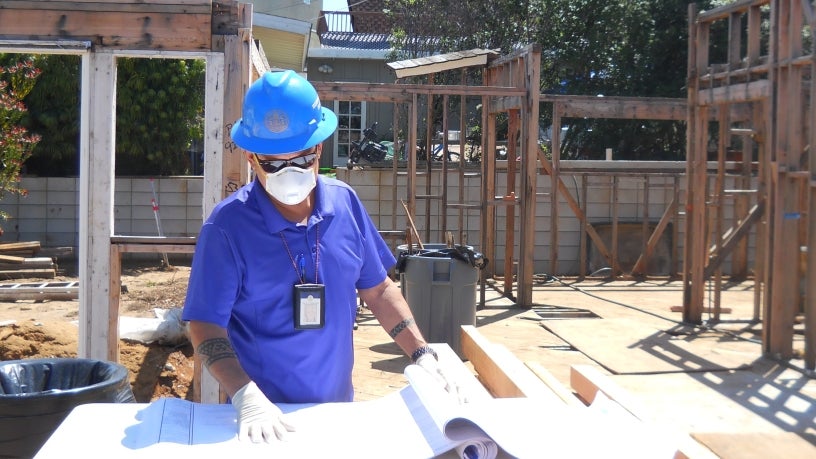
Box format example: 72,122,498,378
182,222,241,327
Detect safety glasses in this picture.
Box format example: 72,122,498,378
254,151,317,174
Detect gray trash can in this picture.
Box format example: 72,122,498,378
396,243,473,298
399,245,485,359
0,358,135,458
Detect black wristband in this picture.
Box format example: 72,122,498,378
410,345,438,363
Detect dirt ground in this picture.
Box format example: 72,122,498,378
0,260,195,403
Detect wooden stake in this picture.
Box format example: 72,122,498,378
401,200,423,250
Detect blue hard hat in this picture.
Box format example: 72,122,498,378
230,70,338,155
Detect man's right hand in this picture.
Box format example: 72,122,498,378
231,381,296,443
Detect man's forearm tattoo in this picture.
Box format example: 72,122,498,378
389,318,415,339
197,338,237,368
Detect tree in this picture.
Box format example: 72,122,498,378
0,57,41,233
115,58,205,176
18,54,80,176
13,54,205,177
385,0,722,160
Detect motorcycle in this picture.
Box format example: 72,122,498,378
347,122,390,169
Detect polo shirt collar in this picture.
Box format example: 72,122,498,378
251,176,335,233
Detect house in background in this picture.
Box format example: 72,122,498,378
249,1,321,72
248,0,398,168
309,4,397,167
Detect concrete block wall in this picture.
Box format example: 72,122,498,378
0,177,204,250
336,161,758,276
0,164,757,276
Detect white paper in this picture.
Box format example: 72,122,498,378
37,366,681,459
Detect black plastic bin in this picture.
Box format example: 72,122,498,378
0,358,135,459
396,245,487,359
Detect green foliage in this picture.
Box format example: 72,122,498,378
19,54,80,176
11,54,205,177
386,0,721,161
0,56,41,232
115,58,205,176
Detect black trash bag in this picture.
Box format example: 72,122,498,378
395,245,488,273
0,358,135,458
445,245,489,270
395,250,411,274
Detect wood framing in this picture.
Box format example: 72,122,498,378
685,0,814,369
314,46,542,307
462,325,704,458
0,1,260,402
108,237,197,361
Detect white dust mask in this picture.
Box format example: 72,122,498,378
264,166,317,205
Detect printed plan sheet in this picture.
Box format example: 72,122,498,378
36,365,680,458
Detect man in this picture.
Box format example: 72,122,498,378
182,70,458,444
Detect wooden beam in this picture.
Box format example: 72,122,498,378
460,325,562,402
312,81,525,101
0,254,25,264
518,46,540,306
542,96,687,121
503,111,519,297
0,1,212,14
221,28,252,196
0,9,212,51
488,96,523,113
697,0,770,23
79,51,116,362
704,202,764,278
697,80,771,105
682,3,709,324
0,241,41,253
538,147,617,272
631,197,678,276
524,362,583,407
569,364,715,459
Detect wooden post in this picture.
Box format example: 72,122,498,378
518,46,540,306
221,5,253,198
79,51,116,361
504,110,518,297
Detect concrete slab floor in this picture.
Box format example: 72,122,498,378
352,277,816,457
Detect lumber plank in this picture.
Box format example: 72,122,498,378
0,254,25,264
692,431,816,459
0,10,211,51
461,324,523,397
0,268,55,280
0,258,55,270
0,241,40,253
570,364,719,459
460,325,565,403
0,1,212,14
524,361,584,407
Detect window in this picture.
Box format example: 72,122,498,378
332,100,365,167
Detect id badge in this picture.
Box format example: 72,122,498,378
294,283,325,329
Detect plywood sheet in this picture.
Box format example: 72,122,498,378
692,432,816,459
541,317,756,374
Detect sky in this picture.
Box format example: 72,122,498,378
323,0,349,12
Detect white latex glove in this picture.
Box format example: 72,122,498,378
415,353,468,403
231,381,296,443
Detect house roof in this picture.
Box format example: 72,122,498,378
318,31,391,50
387,48,499,78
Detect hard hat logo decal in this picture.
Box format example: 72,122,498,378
265,110,289,133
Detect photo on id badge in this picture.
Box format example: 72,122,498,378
294,283,325,329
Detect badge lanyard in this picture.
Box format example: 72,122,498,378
280,224,325,329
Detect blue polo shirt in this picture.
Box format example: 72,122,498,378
182,176,395,403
